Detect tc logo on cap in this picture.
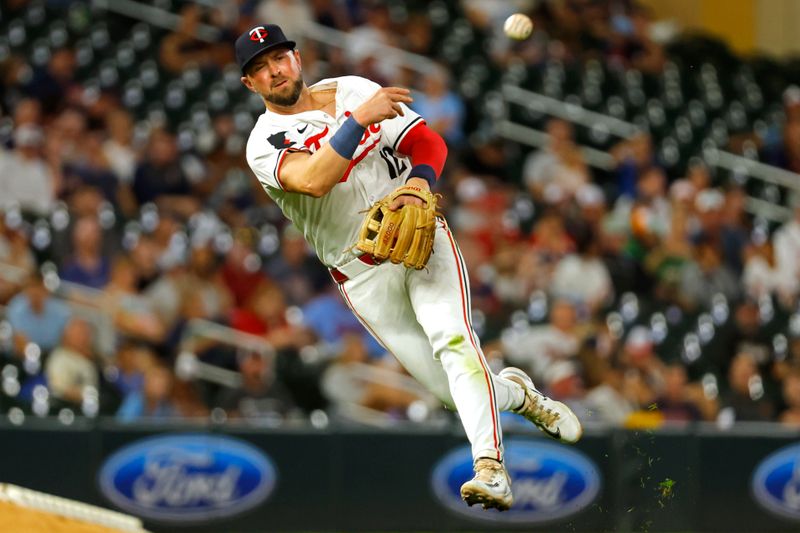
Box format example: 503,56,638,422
249,26,268,43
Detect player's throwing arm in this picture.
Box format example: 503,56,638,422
278,88,412,197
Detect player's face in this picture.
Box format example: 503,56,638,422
242,48,304,107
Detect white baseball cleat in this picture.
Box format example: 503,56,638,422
499,366,583,443
460,458,513,511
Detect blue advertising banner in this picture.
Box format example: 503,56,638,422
98,433,277,523
752,442,800,521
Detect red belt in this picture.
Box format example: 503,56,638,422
329,254,380,284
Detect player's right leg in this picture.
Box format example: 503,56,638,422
499,367,582,443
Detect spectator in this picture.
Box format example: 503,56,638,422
221,229,270,307
117,364,177,421
47,107,88,168
256,0,314,38
765,119,800,173
679,237,740,310
144,247,187,337
109,340,151,398
500,299,582,386
182,243,233,322
60,216,111,289
550,226,614,314
230,283,289,337
0,55,32,115
610,134,655,199
235,282,314,351
264,224,330,306
566,183,608,242
105,110,140,219
718,351,775,422
742,239,780,300
199,113,250,209
129,236,162,291
12,98,42,128
102,108,138,186
488,241,528,306
715,300,772,376
411,66,466,147
0,219,36,303
654,363,703,422
309,0,352,31
62,130,119,207
321,333,424,419
24,48,78,114
522,118,589,203
0,125,56,214
617,326,666,409
302,286,384,357
645,181,694,304
402,12,434,56
215,351,296,421
45,318,98,404
347,1,400,83
132,129,203,217
584,365,636,425
516,211,574,295
104,256,166,345
610,166,671,252
772,194,800,302
626,4,666,74
7,272,71,353
159,4,232,75
779,370,800,427
691,188,747,275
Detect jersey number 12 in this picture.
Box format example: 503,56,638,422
379,147,408,180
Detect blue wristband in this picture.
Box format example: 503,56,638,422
329,115,366,159
406,164,437,188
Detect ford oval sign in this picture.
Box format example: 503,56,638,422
99,434,277,522
432,439,601,523
752,442,800,520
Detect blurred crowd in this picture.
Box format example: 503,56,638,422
1,0,799,430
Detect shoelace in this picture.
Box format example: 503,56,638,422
528,394,561,427
473,458,505,483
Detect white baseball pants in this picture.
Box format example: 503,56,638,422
334,220,523,462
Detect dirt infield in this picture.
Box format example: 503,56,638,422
0,501,133,533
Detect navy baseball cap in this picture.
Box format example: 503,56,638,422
235,24,296,74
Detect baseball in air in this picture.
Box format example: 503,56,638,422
503,13,533,40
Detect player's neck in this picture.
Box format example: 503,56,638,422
265,84,317,115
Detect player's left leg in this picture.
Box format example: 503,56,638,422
402,220,521,509
408,219,582,441
404,222,523,464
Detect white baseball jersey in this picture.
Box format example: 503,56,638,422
246,75,424,268
246,75,536,465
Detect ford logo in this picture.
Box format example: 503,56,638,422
99,434,277,522
431,438,601,523
752,442,800,520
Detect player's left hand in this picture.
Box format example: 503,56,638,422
355,184,441,269
388,178,431,211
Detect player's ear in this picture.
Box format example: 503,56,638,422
241,75,255,93
293,49,302,71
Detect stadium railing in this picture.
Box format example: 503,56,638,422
500,84,800,222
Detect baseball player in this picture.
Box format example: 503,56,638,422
235,24,582,511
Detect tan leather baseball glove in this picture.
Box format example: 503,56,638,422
355,186,441,269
